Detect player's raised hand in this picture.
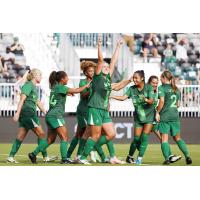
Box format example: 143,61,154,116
98,34,102,46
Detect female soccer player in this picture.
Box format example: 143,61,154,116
156,70,192,165
77,36,124,164
7,68,50,164
43,71,91,164
111,70,155,165
66,60,96,159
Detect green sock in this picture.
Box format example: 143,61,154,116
9,139,22,157
94,144,106,161
60,140,69,160
96,135,108,146
138,133,149,157
80,138,96,160
77,138,87,156
128,136,140,156
168,146,172,156
106,140,115,158
176,139,189,158
37,138,48,158
33,139,49,156
161,142,170,160
67,137,79,158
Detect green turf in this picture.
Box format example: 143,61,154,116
0,143,199,166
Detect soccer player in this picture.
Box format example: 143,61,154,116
66,60,96,160
156,70,192,165
7,68,50,164
77,36,124,164
111,70,155,165
42,70,90,164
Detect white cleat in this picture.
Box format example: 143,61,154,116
7,157,19,164
109,156,125,164
77,158,91,165
169,155,182,163
90,151,97,163
43,155,58,162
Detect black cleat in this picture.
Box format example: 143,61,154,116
60,158,74,164
126,155,135,164
28,153,37,164
163,160,170,165
186,157,192,165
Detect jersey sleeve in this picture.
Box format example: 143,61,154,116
148,85,154,99
125,87,131,98
79,80,89,95
158,85,165,98
58,85,69,95
21,82,32,97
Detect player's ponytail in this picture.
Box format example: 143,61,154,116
161,70,178,93
49,71,57,88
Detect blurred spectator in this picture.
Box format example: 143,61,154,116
1,47,15,64
142,33,159,62
0,54,9,77
176,38,188,63
163,43,176,64
10,37,24,55
122,33,134,53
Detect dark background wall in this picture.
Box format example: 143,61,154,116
0,117,199,144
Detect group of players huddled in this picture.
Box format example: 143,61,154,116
6,35,192,165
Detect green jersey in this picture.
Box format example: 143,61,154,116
46,83,69,118
158,84,180,122
88,71,111,110
152,90,158,109
20,81,38,117
77,79,90,114
125,84,155,123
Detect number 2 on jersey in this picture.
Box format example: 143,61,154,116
170,94,177,108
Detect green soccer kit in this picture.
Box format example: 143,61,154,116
158,84,181,136
125,84,155,127
87,72,112,126
46,83,69,129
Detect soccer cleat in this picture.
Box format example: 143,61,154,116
134,159,142,165
109,156,125,164
60,158,74,164
7,156,19,164
28,153,37,164
126,155,135,164
43,155,58,162
186,157,192,165
163,160,170,165
76,158,91,165
102,157,110,163
169,155,182,163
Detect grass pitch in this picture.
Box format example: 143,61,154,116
0,144,199,166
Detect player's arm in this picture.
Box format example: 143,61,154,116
143,96,154,105
96,34,104,75
13,94,26,122
111,78,132,91
36,100,47,115
110,95,128,101
68,82,91,94
155,97,165,122
109,39,123,76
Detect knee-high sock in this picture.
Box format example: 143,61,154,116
176,139,189,158
80,138,96,160
77,138,87,156
128,136,140,157
60,140,69,160
9,139,22,157
37,138,48,158
138,133,149,157
161,142,170,160
33,139,49,156
67,137,79,158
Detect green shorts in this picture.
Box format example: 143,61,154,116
134,121,153,128
87,107,112,126
77,114,87,129
19,115,40,131
45,117,65,129
159,121,180,136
